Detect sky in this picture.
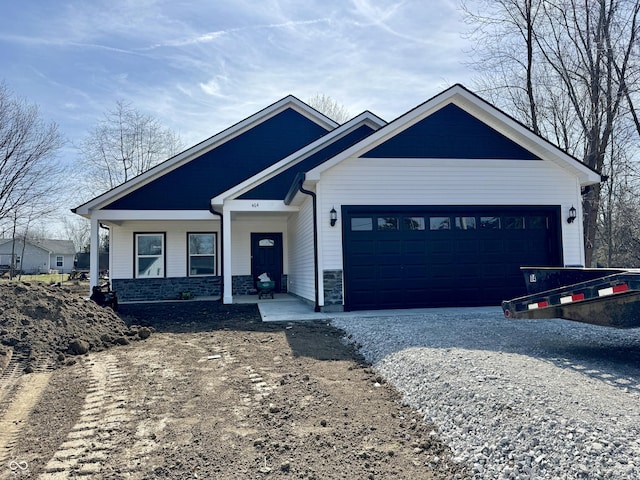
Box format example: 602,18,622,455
0,0,476,233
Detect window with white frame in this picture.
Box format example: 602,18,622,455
188,233,216,276
56,256,64,268
135,233,165,278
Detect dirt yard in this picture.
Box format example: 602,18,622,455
0,283,466,479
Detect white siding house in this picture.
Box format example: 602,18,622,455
73,85,600,310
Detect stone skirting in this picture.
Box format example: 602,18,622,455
232,274,288,295
112,276,221,302
232,275,255,295
323,269,344,311
113,274,290,302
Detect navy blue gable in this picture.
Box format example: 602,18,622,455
104,108,330,210
239,124,376,200
362,103,540,160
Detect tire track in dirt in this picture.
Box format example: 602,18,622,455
38,353,138,479
241,365,277,408
0,352,52,472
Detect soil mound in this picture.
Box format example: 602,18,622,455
0,282,150,373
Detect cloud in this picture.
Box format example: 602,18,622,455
145,18,332,50
0,0,477,236
148,31,226,49
199,77,226,97
0,0,475,155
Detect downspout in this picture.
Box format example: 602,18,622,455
296,177,321,312
209,204,224,302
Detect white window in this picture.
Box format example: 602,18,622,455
188,233,216,276
135,233,165,278
56,256,64,267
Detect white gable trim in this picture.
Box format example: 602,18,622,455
89,210,218,222
304,84,601,187
74,96,339,216
210,111,386,207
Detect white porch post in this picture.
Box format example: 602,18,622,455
315,188,325,310
89,215,100,291
222,205,233,304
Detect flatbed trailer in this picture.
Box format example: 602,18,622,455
502,269,640,329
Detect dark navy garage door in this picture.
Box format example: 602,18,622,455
342,206,562,310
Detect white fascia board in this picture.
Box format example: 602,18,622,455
210,111,385,206
223,199,299,213
306,85,601,187
74,96,339,215
88,210,218,221
453,93,601,186
286,96,340,131
304,89,465,180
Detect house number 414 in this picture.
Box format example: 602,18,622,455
251,203,260,208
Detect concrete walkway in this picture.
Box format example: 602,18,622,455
251,294,501,322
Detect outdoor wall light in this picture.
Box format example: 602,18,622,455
567,205,577,224
330,207,338,227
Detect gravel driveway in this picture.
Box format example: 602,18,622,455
332,307,640,480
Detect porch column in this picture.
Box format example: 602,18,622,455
89,215,100,291
222,205,233,304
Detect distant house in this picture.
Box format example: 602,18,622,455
73,85,601,309
0,238,76,274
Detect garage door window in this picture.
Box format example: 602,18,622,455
377,217,398,230
351,217,373,231
527,216,548,229
430,217,451,230
504,216,525,229
455,217,476,230
480,216,501,229
404,217,425,230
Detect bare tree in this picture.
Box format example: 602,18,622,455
78,100,183,195
594,118,640,266
0,82,65,233
307,94,352,124
463,0,640,266
463,0,544,133
63,216,90,253
5,204,49,279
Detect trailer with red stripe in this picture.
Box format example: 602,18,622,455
502,269,640,329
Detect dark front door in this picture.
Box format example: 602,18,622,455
251,233,283,292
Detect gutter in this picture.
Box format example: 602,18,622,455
288,173,320,312
208,204,224,302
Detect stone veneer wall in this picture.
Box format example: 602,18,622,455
113,274,290,302
112,277,221,302
322,269,344,312
232,275,288,295
232,275,255,295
